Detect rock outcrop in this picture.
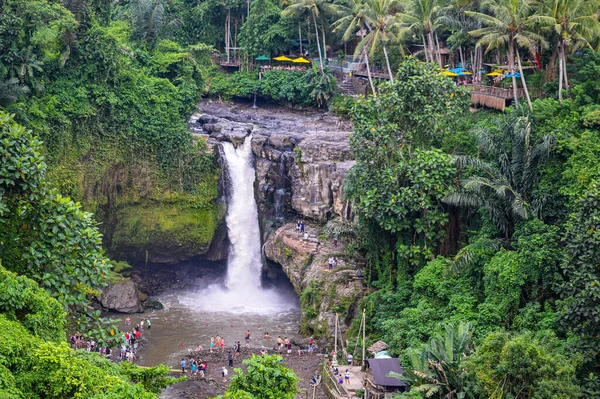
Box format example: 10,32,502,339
189,101,355,222
100,279,143,313
264,222,364,338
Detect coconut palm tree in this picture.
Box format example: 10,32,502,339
467,0,546,111
531,0,600,103
357,0,401,83
443,112,554,238
396,0,443,67
282,0,338,72
331,0,376,93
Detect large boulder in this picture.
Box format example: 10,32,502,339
100,279,143,313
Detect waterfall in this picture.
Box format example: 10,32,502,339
222,137,262,292
177,135,299,315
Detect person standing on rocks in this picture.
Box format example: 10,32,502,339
300,221,305,233
222,366,228,382
146,318,151,329
245,330,251,348
210,336,215,352
181,358,186,374
277,336,283,352
228,351,233,367
296,220,301,234
235,341,241,358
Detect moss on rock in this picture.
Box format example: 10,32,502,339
109,199,226,264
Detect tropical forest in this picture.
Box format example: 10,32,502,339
1,0,600,398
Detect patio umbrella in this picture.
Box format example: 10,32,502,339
273,55,293,62
504,72,521,78
486,71,504,77
255,55,270,61
292,57,311,64
442,70,459,77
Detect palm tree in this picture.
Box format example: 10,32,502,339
0,78,30,106
467,0,547,111
304,65,336,107
358,0,400,83
331,0,377,93
532,0,599,103
396,0,442,67
130,0,165,43
282,0,338,72
443,112,554,239
390,322,475,399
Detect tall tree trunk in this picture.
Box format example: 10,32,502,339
422,34,429,62
234,19,238,62
247,0,250,17
363,48,376,95
477,45,483,82
320,19,327,60
299,23,302,54
459,46,465,68
562,44,569,89
516,48,532,111
558,42,564,103
312,10,324,74
435,31,443,68
225,9,230,63
428,30,436,66
307,18,311,45
508,42,519,107
383,44,394,83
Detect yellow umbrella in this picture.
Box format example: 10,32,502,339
292,57,311,63
442,70,459,77
273,55,293,61
486,71,504,77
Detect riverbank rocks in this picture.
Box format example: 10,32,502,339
264,222,364,339
189,100,355,222
100,279,143,313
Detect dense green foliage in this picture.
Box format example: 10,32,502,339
0,263,181,398
345,56,600,398
206,68,336,107
222,354,298,399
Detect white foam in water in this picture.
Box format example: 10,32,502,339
178,136,298,315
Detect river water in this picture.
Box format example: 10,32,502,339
128,273,300,368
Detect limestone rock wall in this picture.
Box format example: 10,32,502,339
264,222,364,338
189,101,355,222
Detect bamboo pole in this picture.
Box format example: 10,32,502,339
334,313,338,360
362,308,366,368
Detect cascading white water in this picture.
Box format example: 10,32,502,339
176,134,299,315
222,137,262,292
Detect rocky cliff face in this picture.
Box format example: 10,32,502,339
189,101,355,223
264,222,364,338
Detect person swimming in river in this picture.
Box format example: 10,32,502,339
263,332,270,339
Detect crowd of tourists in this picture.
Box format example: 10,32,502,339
69,316,151,364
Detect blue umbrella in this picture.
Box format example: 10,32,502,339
504,72,521,78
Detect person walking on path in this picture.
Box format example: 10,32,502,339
345,369,350,384
228,351,233,367
347,353,353,366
